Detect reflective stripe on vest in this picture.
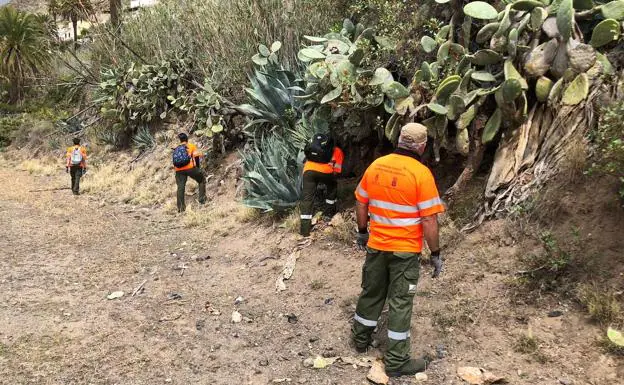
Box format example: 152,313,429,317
418,197,443,211
369,199,419,214
369,213,421,226
357,185,368,199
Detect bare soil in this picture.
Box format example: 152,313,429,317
0,166,623,385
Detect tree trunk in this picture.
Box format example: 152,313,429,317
110,0,122,29
443,114,487,204
72,16,78,47
8,75,21,104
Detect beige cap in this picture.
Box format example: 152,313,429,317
397,123,428,150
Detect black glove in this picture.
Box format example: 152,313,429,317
356,229,369,251
431,250,443,278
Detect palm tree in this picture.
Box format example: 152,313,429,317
0,6,52,103
50,0,94,44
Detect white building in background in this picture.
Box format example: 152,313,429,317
130,0,158,9
56,14,111,42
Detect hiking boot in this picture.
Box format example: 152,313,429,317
349,338,368,354
385,358,427,378
73,191,80,196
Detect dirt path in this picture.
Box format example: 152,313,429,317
0,167,622,385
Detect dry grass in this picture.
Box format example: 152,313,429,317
20,158,60,176
281,207,301,234
81,150,175,206
323,212,353,243
310,279,325,290
183,206,213,228
577,284,622,325
235,206,261,223
560,137,588,183
514,326,547,363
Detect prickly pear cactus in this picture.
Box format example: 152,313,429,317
390,0,617,158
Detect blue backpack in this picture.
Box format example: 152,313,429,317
172,144,192,168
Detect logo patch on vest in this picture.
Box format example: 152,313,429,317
408,284,417,294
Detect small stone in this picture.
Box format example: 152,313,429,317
559,379,572,385
232,310,243,323
259,359,269,367
436,344,447,359
309,336,319,343
414,372,428,382
234,296,244,305
548,310,564,317
286,313,298,324
196,319,205,331
303,358,314,368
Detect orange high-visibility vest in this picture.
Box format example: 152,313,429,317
304,147,344,174
355,153,445,253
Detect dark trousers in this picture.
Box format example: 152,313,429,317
175,167,207,212
300,170,337,235
352,248,421,371
69,166,83,194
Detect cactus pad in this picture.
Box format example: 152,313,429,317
556,0,574,41
567,41,597,73
468,49,504,65
590,18,621,48
601,0,624,20
536,76,554,102
464,1,499,19
524,39,558,77
482,108,503,143
562,73,589,105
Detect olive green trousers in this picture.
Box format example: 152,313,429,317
352,247,420,371
299,170,337,236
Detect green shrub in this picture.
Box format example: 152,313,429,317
0,115,22,148
591,101,624,200
89,0,349,100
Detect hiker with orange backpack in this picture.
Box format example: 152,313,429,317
65,137,87,195
173,133,206,213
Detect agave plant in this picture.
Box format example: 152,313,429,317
237,42,305,134
240,133,303,211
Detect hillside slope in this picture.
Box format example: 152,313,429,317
0,151,622,384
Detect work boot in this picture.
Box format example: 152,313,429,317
385,358,427,378
349,338,368,354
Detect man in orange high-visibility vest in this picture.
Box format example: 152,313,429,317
65,137,88,195
300,133,344,236
173,133,206,213
352,123,445,378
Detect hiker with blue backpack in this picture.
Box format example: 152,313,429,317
65,137,87,195
173,133,206,213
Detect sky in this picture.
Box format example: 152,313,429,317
0,0,10,5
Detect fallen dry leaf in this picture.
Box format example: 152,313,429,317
367,360,389,385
